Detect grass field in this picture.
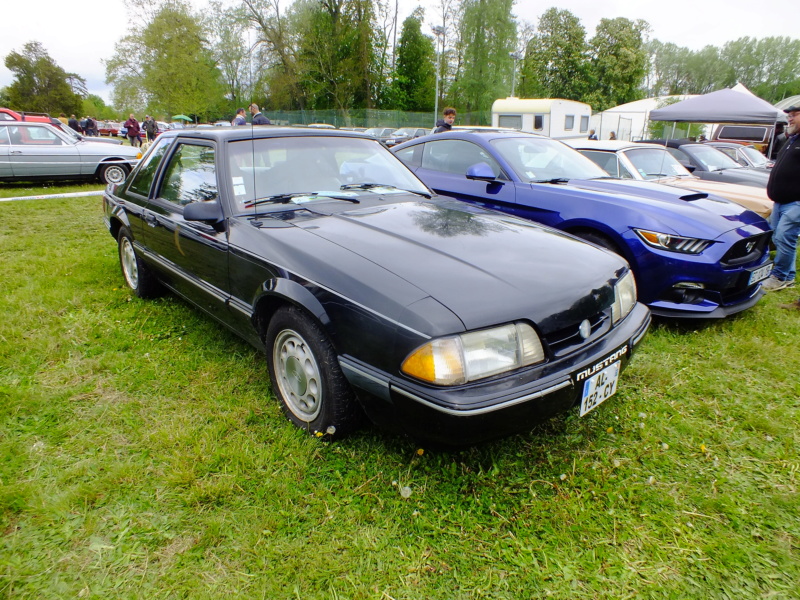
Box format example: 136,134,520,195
1,188,798,599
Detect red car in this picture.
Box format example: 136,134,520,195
0,107,51,123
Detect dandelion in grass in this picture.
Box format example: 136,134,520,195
400,486,412,498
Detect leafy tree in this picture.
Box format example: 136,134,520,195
4,41,82,114
206,1,253,112
587,17,649,111
82,94,117,120
450,0,517,112
519,8,590,100
389,13,436,111
294,0,378,110
106,1,224,119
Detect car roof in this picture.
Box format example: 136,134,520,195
153,126,372,142
563,139,656,151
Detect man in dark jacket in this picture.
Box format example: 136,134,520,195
249,104,271,125
143,116,158,142
763,106,800,295
434,107,456,133
124,114,141,147
68,114,81,133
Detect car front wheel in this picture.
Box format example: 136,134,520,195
100,163,129,185
265,306,361,438
117,226,161,298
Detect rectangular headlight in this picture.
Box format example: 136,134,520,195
612,270,637,324
402,323,545,386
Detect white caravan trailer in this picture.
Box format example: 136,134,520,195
491,98,592,139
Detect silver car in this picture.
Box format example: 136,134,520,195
0,121,141,184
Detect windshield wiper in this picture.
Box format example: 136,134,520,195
532,178,570,184
340,182,432,198
244,192,360,209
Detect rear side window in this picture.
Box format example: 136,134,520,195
715,125,768,143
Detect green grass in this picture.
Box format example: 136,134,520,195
1,189,798,599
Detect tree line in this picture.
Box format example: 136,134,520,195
3,0,799,122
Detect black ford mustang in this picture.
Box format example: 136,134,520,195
103,127,650,445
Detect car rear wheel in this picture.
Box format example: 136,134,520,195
117,226,161,298
265,306,361,438
100,163,129,185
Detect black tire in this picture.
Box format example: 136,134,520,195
265,305,362,438
100,163,129,185
117,226,162,298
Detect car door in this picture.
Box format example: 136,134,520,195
7,124,82,177
0,126,12,177
410,139,516,208
142,140,231,320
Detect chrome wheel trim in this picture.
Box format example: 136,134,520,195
120,237,139,290
273,329,322,422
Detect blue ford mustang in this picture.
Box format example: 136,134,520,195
393,130,773,319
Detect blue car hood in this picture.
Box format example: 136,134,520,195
284,197,628,333
553,178,769,236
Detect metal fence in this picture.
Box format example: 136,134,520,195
265,109,491,129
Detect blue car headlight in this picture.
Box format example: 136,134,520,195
401,323,546,386
634,229,713,254
612,270,637,324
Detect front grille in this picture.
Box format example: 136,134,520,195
721,231,772,267
544,311,610,358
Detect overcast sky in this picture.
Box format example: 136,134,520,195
1,0,796,105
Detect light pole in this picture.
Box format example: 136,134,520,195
509,52,522,97
432,26,445,125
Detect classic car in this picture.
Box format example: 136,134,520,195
0,121,141,184
97,121,121,136
393,130,773,320
565,139,773,218
384,127,429,147
640,139,770,188
51,119,124,145
363,127,397,144
103,127,650,445
706,141,773,170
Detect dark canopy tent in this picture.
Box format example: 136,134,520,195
649,87,787,124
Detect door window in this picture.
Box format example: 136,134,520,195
421,140,502,177
128,137,172,197
158,143,217,206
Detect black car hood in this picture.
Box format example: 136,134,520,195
280,196,627,334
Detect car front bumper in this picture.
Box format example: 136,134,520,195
340,303,651,446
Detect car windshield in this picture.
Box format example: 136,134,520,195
683,144,742,171
623,147,692,179
491,137,608,182
227,135,430,213
58,124,81,143
740,145,768,167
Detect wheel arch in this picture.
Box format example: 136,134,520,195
252,278,333,346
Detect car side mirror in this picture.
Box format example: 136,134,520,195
184,200,223,223
466,162,500,182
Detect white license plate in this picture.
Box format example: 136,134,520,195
749,263,773,286
580,361,621,416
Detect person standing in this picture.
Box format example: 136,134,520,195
609,131,617,140
232,108,247,126
68,114,81,133
58,113,69,125
434,107,456,133
763,105,800,294
124,114,141,147
143,116,157,143
85,116,96,136
249,104,271,125
770,122,786,160
587,129,598,140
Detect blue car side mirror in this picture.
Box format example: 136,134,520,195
466,162,500,182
